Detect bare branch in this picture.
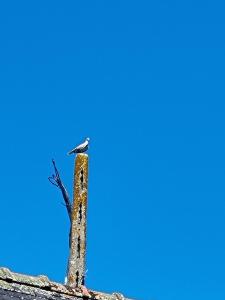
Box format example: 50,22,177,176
48,176,59,187
49,159,72,223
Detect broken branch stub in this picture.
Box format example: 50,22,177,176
48,160,72,222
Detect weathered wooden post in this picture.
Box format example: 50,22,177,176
0,138,134,300
67,153,88,287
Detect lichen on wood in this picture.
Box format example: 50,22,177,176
67,154,88,288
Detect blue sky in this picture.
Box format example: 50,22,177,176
0,1,224,300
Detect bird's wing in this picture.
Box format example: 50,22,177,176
77,139,88,149
67,139,88,155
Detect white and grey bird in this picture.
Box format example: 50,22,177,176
67,137,90,155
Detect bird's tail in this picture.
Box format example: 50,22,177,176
67,150,74,155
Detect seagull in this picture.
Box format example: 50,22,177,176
67,138,90,155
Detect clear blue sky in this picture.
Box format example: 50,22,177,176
0,1,224,300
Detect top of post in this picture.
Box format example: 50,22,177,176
76,153,88,157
